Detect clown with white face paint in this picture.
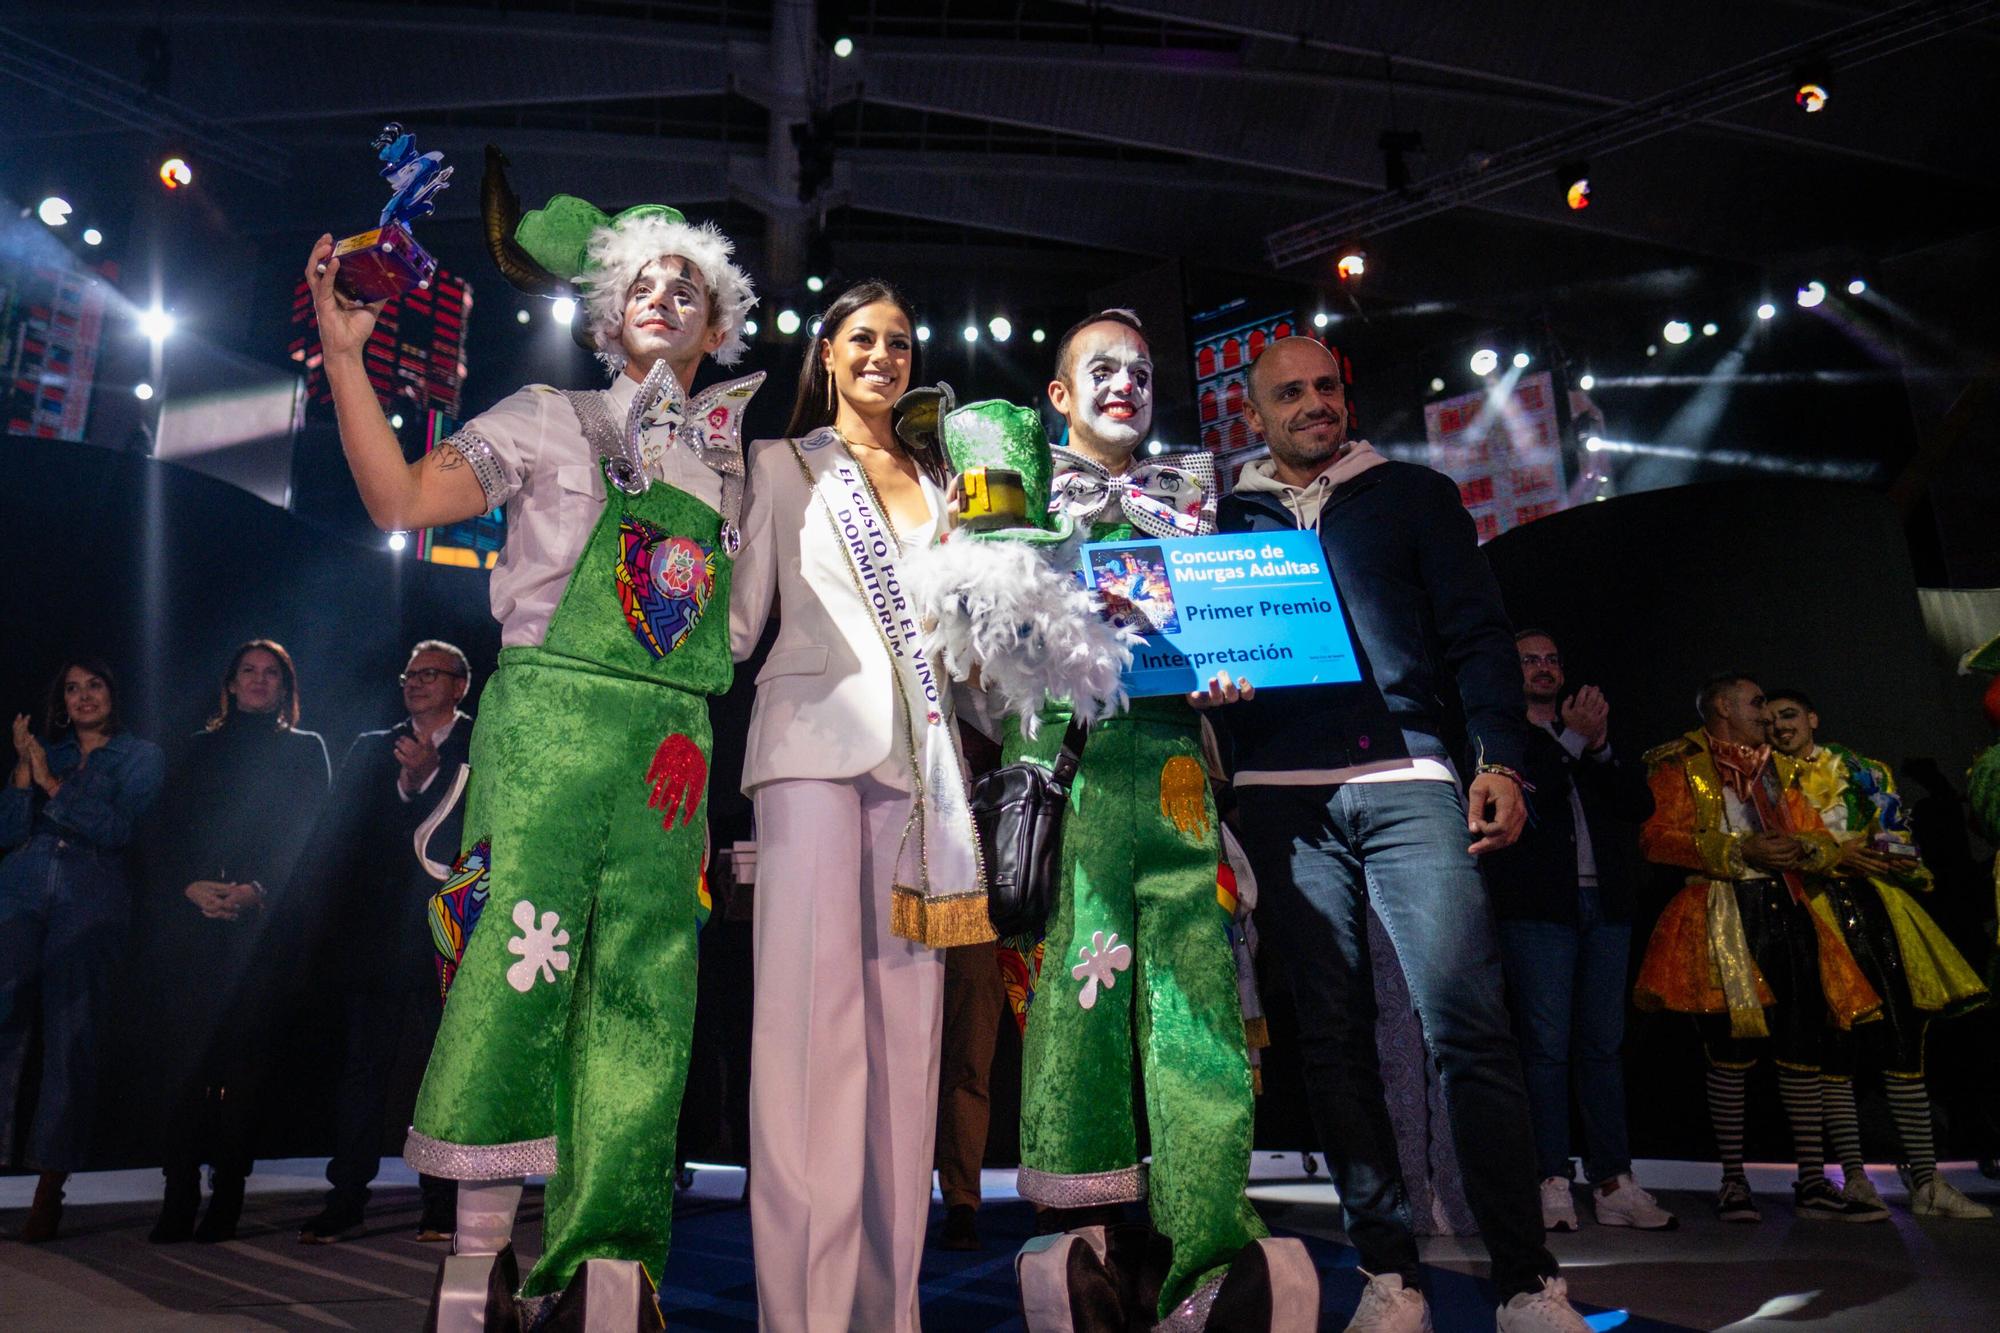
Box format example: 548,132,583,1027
1046,312,1216,545
996,312,1308,1331
1052,317,1153,466
307,144,760,1328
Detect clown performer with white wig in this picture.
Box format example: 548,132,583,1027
304,146,761,1329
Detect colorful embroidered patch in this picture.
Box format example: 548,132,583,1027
1159,754,1211,837
696,864,713,931
999,939,1045,1036
1216,857,1240,916
616,515,716,659
429,840,490,999
646,731,708,828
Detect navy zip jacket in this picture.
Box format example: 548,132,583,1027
1214,460,1530,778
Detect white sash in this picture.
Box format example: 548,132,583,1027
790,431,993,948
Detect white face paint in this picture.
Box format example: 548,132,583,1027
618,256,715,370
1062,323,1153,460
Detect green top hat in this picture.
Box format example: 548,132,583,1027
895,385,1072,545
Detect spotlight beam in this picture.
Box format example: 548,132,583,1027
1264,1,2000,267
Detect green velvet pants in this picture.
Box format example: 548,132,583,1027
1005,704,1265,1317
408,648,709,1296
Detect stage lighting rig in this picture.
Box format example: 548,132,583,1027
1663,320,1692,345
916,325,931,343
37,196,71,226
159,157,193,190
138,306,175,343
988,316,1012,342
1559,161,1591,211
776,309,802,335
1847,278,1867,295
1757,302,1777,321
1335,247,1367,281
1793,60,1832,114
1796,280,1827,309
1469,348,1499,376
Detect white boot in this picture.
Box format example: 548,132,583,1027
1912,1177,1994,1219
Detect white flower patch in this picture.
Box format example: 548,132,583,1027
1070,929,1133,1010
505,900,571,993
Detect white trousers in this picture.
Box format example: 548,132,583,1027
749,775,946,1333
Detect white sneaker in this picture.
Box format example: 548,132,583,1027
1841,1171,1885,1211
1911,1177,1994,1219
1344,1270,1433,1333
1591,1173,1677,1230
1539,1176,1577,1232
1498,1276,1592,1333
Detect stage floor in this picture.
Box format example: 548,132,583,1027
2,1155,1995,1330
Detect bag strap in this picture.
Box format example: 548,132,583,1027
1049,715,1091,791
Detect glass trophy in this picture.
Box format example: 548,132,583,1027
331,122,454,304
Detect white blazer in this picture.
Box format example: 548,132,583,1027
730,433,944,793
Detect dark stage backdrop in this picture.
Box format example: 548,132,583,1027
5,446,1992,1173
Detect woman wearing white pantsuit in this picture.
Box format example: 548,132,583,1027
731,280,978,1333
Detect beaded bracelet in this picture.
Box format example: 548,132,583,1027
1475,762,1536,794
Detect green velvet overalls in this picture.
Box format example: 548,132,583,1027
1003,512,1264,1319
407,460,730,1298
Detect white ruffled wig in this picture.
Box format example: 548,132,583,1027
579,212,757,373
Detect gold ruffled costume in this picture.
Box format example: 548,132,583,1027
1633,730,1881,1038
1794,744,1987,1015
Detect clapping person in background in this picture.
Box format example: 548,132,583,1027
149,640,330,1243
292,641,473,1244
0,659,164,1242
1483,633,1671,1233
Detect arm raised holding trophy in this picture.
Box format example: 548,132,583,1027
304,124,486,535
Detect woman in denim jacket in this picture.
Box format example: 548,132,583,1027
0,657,164,1241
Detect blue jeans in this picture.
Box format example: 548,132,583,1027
1496,885,1633,1184
1239,779,1555,1301
0,835,129,1171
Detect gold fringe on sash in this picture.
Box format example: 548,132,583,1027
892,886,997,948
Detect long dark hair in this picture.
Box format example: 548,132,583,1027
206,638,302,731
784,279,945,483
42,656,121,738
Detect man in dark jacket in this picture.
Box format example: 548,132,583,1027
294,641,473,1243
1484,631,1670,1233
1207,337,1586,1333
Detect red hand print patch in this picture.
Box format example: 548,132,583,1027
646,733,708,829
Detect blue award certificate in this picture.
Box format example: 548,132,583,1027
1079,530,1362,698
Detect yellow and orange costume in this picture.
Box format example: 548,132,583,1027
1633,729,1879,1043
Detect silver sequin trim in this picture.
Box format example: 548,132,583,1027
1151,1273,1224,1333
403,1126,557,1180
1016,1162,1148,1207
441,429,510,510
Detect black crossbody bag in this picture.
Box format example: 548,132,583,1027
969,716,1089,938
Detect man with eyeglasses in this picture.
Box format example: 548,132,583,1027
292,640,474,1243
1480,631,1672,1233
